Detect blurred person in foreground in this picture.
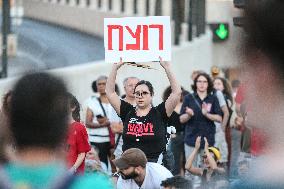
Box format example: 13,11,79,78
113,148,173,189
230,0,284,188
0,73,113,189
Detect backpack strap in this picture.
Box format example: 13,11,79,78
97,97,107,117
190,93,202,110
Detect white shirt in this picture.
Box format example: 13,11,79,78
86,96,121,143
116,162,173,189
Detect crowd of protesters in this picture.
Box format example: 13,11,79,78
0,0,283,188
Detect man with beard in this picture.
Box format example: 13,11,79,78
114,148,173,189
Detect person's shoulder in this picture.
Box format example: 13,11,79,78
72,122,87,131
116,176,134,189
71,173,114,189
184,93,191,99
121,99,134,109
147,162,173,177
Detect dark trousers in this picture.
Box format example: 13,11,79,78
168,132,185,175
91,142,110,168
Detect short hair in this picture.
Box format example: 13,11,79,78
92,75,108,93
92,76,120,95
123,77,139,87
160,176,192,189
68,93,80,122
10,72,69,150
192,73,213,94
134,80,154,96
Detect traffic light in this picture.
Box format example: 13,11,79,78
209,23,229,42
233,0,246,27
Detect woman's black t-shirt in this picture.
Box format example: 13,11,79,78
120,100,169,160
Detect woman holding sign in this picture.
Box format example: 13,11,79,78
106,57,181,163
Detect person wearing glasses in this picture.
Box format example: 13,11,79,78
180,73,222,180
106,57,181,163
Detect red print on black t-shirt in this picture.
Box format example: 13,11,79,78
126,118,154,137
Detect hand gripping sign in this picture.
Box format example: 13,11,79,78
104,16,171,63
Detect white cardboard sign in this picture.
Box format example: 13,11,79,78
104,16,171,63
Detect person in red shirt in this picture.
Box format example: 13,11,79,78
66,93,91,174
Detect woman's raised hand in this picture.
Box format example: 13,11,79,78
159,56,170,69
114,57,125,69
195,136,201,150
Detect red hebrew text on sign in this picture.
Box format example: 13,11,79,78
108,25,123,51
107,24,164,51
125,25,141,50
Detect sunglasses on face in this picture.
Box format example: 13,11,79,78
134,91,150,97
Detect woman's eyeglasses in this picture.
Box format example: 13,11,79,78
134,91,150,97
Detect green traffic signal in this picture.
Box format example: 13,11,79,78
209,23,229,42
215,24,229,40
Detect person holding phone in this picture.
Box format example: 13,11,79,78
85,75,121,170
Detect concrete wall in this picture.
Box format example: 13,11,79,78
206,0,243,68
23,0,120,38
0,31,212,110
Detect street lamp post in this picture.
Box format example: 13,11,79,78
1,0,10,78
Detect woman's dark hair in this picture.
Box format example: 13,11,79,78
192,73,213,94
214,77,233,103
134,80,154,96
68,93,80,122
162,86,188,102
244,0,284,89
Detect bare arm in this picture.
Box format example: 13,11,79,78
221,105,229,130
106,58,125,116
201,103,222,123
205,113,222,123
160,57,182,117
72,152,86,171
180,113,191,124
204,138,217,170
85,108,110,128
185,136,203,175
180,107,194,123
